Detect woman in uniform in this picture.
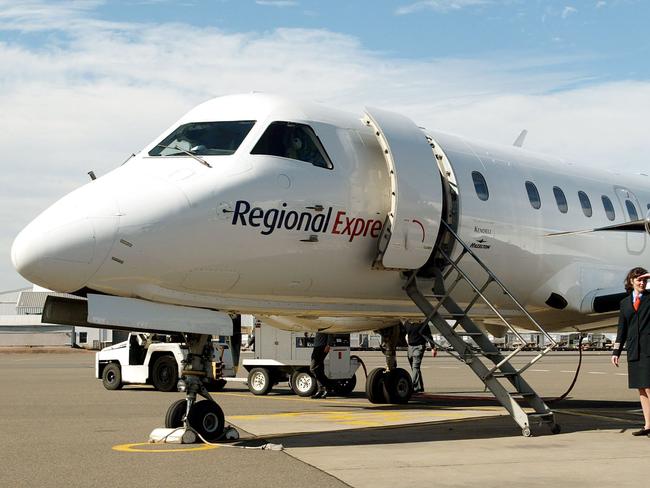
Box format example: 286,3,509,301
611,267,650,436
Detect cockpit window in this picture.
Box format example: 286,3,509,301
148,121,255,157
251,121,333,169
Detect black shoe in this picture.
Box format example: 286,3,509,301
631,428,650,436
311,389,326,399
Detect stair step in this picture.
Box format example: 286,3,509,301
528,412,554,419
490,372,518,378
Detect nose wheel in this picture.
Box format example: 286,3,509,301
165,397,225,442
162,333,227,443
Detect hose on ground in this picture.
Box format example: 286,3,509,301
546,333,584,404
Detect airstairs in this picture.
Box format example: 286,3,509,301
405,220,560,436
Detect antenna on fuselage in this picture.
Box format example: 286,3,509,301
513,129,528,148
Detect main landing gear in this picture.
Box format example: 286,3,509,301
163,333,226,442
365,324,413,404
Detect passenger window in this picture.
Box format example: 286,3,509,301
578,191,592,217
626,200,639,221
148,121,256,156
251,121,333,169
525,181,541,209
553,187,568,213
471,171,489,201
601,196,615,221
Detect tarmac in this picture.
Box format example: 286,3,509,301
0,349,648,488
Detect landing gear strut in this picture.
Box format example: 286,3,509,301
164,333,225,442
366,324,413,404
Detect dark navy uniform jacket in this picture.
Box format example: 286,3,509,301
613,293,650,361
403,322,436,348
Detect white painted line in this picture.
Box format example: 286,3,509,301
438,366,459,369
616,373,628,376
560,370,576,373
587,372,607,375
529,369,550,372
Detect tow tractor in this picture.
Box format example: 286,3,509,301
96,332,236,392
243,323,361,397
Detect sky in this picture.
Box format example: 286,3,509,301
1,0,649,290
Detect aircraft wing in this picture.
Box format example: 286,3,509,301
546,218,649,236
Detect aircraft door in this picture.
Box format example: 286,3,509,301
364,107,444,270
614,186,646,254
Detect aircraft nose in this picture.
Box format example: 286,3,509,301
11,185,119,293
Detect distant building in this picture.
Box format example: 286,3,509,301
0,286,113,348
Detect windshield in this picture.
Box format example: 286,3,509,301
148,121,256,157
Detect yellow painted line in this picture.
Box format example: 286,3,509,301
559,409,640,425
112,442,219,453
229,409,477,420
250,413,511,443
228,409,492,429
219,391,503,413
218,391,365,407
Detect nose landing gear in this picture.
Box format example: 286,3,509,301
160,333,227,443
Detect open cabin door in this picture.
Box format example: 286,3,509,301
364,107,444,270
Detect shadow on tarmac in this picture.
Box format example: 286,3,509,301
234,396,644,449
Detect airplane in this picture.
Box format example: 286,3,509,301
10,92,650,440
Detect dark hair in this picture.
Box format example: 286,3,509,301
625,267,648,293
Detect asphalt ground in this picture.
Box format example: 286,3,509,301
0,349,648,488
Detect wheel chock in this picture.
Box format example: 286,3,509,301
149,427,197,444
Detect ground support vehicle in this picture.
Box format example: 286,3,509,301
96,333,235,391
242,324,361,397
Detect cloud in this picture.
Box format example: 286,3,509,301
595,1,606,8
255,0,299,7
396,0,490,15
0,2,649,288
562,6,578,18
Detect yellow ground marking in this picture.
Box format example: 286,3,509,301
559,409,640,425
228,408,494,429
112,442,220,453
218,391,503,412
218,391,368,407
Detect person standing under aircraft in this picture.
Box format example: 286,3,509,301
311,332,333,399
403,321,437,393
612,267,650,436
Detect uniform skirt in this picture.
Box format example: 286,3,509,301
628,354,650,388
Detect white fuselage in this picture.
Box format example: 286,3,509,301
11,94,650,333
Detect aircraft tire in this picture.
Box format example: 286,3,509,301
102,363,123,390
188,400,225,442
248,367,272,395
366,368,387,403
165,399,186,428
151,355,178,392
382,368,413,404
333,375,357,396
291,370,317,397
